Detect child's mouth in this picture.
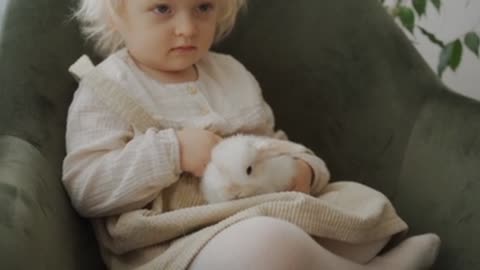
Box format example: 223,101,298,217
171,46,197,53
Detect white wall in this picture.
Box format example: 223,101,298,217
0,1,7,30
389,0,480,100
0,1,10,43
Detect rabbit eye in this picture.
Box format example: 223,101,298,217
246,166,253,175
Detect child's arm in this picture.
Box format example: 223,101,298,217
259,100,330,195
63,87,184,217
244,71,330,195
291,159,314,193
176,127,222,177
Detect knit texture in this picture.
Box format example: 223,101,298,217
93,180,407,270
65,52,408,270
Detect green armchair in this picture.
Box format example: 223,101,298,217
1,0,479,269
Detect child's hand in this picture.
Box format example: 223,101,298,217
289,159,313,194
176,128,222,177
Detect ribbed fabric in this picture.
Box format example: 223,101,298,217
63,49,329,217
63,50,408,270
93,182,407,270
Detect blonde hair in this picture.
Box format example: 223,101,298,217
74,0,247,57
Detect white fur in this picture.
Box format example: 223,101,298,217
201,135,305,203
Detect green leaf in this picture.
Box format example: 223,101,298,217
464,32,480,57
418,26,445,48
398,7,415,33
438,40,463,76
449,39,463,71
431,0,441,11
413,0,427,16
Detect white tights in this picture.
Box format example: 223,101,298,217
189,217,440,270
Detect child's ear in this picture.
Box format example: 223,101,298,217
253,140,308,164
106,1,124,31
107,16,119,32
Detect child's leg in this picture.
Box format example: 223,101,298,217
314,236,391,264
369,233,441,269
188,217,440,270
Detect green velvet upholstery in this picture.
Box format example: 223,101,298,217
0,0,102,269
1,0,479,269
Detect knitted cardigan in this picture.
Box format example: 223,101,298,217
69,56,408,270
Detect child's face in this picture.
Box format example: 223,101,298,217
113,0,218,74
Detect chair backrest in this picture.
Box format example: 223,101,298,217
0,0,93,166
2,0,479,269
216,0,444,197
217,1,480,269
0,0,103,268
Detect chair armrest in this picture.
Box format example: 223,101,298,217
394,91,480,269
0,135,104,269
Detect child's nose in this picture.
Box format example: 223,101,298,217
174,13,196,38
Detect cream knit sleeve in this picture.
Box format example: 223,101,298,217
62,85,182,217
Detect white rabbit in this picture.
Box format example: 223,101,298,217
201,134,311,203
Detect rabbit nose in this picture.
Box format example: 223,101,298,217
225,183,242,199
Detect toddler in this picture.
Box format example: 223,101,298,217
63,0,440,269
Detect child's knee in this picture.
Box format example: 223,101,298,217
189,217,317,270
234,216,310,242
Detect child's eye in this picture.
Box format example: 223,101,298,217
246,166,253,175
197,2,214,13
153,4,172,15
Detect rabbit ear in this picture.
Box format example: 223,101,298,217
253,139,309,163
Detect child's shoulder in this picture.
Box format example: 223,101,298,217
203,51,238,63
75,48,140,92
94,48,131,77
200,51,254,81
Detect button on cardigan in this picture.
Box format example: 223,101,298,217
63,49,329,217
